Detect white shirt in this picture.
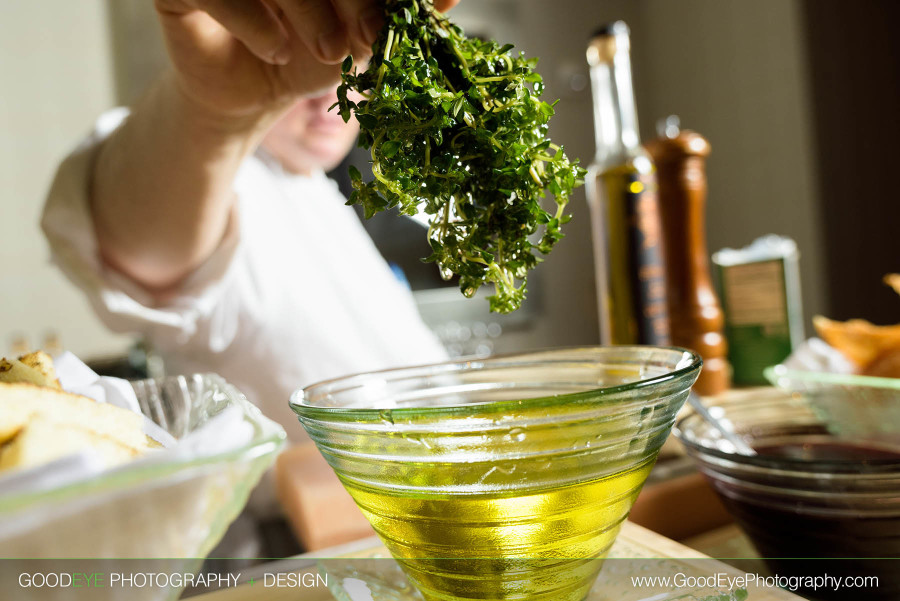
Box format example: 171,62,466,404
41,109,447,442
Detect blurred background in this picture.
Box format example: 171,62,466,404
1,0,898,363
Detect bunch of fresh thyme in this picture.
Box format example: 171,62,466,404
336,0,585,313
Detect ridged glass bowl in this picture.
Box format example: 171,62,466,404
675,390,900,600
291,346,701,601
0,374,286,601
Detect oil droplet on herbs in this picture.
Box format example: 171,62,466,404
463,287,476,298
440,266,453,281
508,427,526,442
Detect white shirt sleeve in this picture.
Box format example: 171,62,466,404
40,108,242,345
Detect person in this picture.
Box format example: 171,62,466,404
41,0,458,552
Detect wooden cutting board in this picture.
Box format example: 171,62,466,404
188,521,802,601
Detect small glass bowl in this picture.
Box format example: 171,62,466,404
765,364,900,445
291,346,701,601
675,391,900,600
0,374,286,601
0,374,286,556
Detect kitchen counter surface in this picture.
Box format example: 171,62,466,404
188,521,804,601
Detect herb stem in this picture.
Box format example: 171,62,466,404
384,27,396,61
473,75,515,83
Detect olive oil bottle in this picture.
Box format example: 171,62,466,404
586,22,670,345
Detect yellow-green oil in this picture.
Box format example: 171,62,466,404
592,159,670,346
340,456,655,601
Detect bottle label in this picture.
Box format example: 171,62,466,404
717,258,794,384
624,173,671,345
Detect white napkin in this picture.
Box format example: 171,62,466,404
781,337,856,374
54,351,177,448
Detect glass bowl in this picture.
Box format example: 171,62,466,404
0,374,286,601
765,364,900,445
675,391,900,600
291,346,701,601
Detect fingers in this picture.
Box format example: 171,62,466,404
198,0,291,64
275,0,392,65
191,0,460,68
336,0,457,49
330,0,382,52
274,0,350,64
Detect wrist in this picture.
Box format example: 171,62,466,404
162,71,289,147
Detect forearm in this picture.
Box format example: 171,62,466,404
91,72,282,292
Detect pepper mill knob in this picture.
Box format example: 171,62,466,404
646,118,731,395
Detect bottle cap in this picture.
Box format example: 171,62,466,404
587,21,630,65
646,116,711,162
591,21,629,39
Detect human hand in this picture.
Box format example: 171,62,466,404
154,0,460,123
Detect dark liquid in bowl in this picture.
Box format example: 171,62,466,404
756,440,900,462
714,440,900,600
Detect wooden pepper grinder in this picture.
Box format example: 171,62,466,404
645,117,730,395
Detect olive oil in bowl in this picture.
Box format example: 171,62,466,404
293,347,701,601
346,457,655,601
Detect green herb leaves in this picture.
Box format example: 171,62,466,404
337,0,584,313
